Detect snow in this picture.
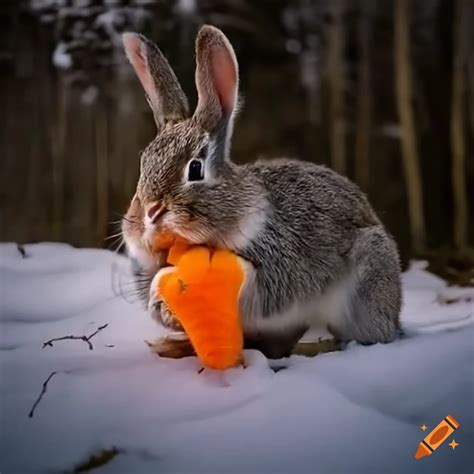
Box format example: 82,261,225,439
29,0,155,72
30,0,66,11
176,0,196,15
81,85,99,106
52,42,73,70
0,243,473,473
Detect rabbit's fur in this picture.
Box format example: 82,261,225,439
121,26,401,359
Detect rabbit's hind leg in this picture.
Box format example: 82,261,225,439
343,226,402,345
244,325,309,359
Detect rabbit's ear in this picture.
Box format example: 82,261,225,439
193,25,238,161
123,33,189,129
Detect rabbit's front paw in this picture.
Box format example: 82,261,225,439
146,333,195,359
148,267,182,330
150,301,183,331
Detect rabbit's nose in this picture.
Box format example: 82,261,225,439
146,202,167,223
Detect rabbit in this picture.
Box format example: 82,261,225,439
121,25,402,360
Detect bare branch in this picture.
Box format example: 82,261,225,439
43,324,109,351
28,371,58,418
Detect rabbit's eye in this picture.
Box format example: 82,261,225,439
188,159,204,182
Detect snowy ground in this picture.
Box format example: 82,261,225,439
0,242,473,474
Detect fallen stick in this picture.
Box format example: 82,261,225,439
28,371,58,418
17,243,27,258
43,324,109,351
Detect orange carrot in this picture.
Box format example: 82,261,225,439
152,230,192,265
153,229,177,251
158,246,244,370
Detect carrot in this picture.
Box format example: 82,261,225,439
158,245,245,370
152,230,193,266
153,229,177,251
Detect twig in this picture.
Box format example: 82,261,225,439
17,243,27,258
43,324,109,351
86,324,109,342
73,447,121,472
29,371,58,418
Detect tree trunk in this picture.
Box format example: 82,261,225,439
467,2,474,143
450,0,469,251
469,54,474,145
394,0,426,254
51,78,66,241
327,0,346,175
354,0,371,191
95,92,109,247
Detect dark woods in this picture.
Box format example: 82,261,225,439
0,0,473,264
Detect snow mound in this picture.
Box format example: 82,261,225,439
0,243,472,473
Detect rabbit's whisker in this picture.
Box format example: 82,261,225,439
105,231,124,241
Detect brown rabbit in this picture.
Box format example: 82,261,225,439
121,26,402,360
